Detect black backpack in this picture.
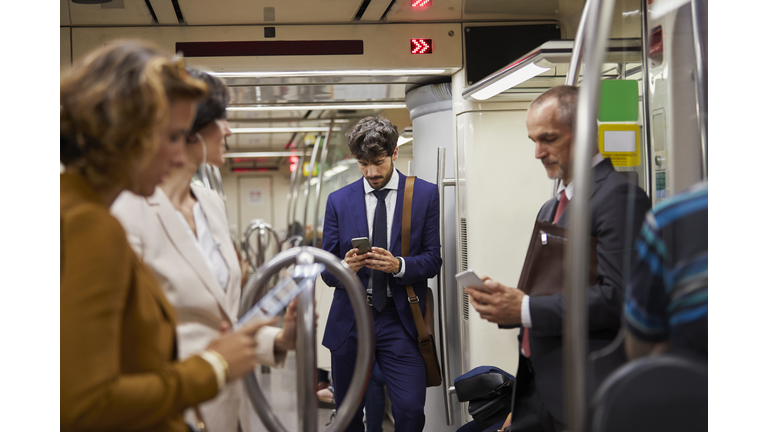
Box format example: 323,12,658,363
454,366,515,430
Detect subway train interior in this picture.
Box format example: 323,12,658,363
51,0,722,431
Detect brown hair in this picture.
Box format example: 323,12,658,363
345,116,399,162
60,40,207,190
529,85,579,131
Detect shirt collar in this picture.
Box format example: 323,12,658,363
363,169,399,194
556,153,605,201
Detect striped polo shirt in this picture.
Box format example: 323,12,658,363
624,181,708,357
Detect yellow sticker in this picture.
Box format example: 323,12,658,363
598,124,641,167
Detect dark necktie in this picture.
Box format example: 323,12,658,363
371,189,390,312
522,190,569,358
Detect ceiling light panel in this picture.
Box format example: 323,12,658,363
227,103,407,112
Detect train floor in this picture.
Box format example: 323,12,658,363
248,351,395,432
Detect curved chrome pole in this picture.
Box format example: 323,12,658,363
313,119,335,248
281,235,304,252
286,135,306,232
565,0,591,86
640,0,653,193
303,134,323,245
239,247,374,432
295,251,318,432
243,220,281,270
436,148,457,425
691,0,708,179
291,148,306,234
565,0,617,431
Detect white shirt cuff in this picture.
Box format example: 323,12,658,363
198,351,226,390
393,257,406,278
254,325,287,368
521,295,532,328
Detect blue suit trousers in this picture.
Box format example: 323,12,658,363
331,305,427,432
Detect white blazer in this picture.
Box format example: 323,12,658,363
112,184,285,432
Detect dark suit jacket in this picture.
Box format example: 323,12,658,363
518,158,651,423
61,173,218,432
321,170,442,350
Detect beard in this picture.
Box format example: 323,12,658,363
366,162,395,190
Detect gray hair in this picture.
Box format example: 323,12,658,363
529,85,579,130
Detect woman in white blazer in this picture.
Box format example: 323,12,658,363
112,70,294,432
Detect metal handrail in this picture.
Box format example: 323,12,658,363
239,247,374,432
564,0,617,431
313,119,335,248
436,148,457,425
281,235,304,252
286,134,307,231
640,0,654,194
302,134,323,244
691,0,708,179
565,0,591,86
243,220,281,269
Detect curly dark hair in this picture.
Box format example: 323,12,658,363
345,116,399,162
188,69,229,134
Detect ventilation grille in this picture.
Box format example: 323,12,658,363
460,217,469,321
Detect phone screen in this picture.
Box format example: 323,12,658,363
455,269,489,292
351,237,371,255
235,263,325,330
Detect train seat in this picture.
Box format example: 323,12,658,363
591,353,707,432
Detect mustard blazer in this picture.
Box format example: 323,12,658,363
60,173,217,432
111,184,285,432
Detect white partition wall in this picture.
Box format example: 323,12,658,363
406,83,462,432
451,70,553,424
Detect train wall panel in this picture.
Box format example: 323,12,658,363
70,24,462,74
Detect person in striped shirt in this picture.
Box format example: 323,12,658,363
624,181,708,360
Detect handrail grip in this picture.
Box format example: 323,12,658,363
302,134,323,243
437,147,457,425
691,0,708,179
239,247,374,432
313,119,335,247
564,0,617,431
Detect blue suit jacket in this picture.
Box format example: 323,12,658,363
321,170,442,351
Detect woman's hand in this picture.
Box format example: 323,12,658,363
275,299,298,352
206,318,276,381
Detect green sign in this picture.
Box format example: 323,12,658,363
599,80,639,122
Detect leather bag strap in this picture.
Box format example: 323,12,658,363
402,177,430,343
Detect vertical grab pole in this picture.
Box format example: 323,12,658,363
313,119,335,248
436,148,456,425
287,133,307,233
691,0,708,179
295,251,318,432
565,0,591,86
303,134,323,244
640,0,654,193
565,0,616,431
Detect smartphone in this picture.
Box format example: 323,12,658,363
235,263,325,330
351,237,372,255
455,269,490,293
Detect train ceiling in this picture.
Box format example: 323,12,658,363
61,0,588,172
62,0,581,26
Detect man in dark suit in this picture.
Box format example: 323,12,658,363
465,86,651,432
321,116,442,432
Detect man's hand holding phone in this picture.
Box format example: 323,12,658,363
344,247,368,273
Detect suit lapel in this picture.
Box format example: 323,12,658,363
193,186,241,317
391,170,406,256
148,188,236,323
557,158,614,226
349,178,370,239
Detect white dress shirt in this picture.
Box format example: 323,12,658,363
362,169,406,296
176,201,230,292
521,153,605,328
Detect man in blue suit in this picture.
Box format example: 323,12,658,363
321,116,442,432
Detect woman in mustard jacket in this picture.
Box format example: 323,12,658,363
60,41,272,432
